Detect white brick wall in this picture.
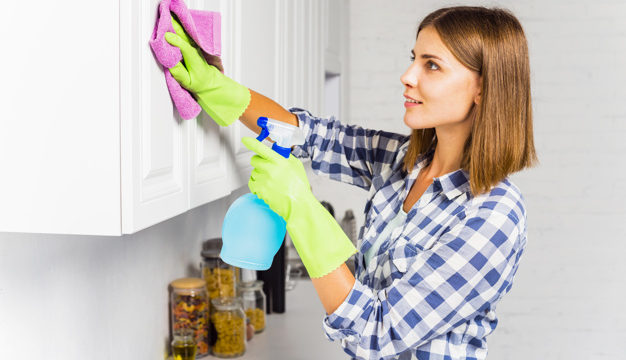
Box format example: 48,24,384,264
310,0,626,358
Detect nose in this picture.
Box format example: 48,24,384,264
400,64,418,88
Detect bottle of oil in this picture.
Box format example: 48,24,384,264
171,329,196,360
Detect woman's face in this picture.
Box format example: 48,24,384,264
401,26,482,131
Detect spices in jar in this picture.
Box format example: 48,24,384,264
245,308,266,333
170,277,210,357
201,238,238,299
238,280,266,333
210,297,246,358
203,267,236,298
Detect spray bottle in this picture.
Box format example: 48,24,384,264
220,116,305,270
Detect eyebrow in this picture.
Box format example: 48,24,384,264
411,49,444,62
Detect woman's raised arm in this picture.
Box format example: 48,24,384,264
239,89,299,134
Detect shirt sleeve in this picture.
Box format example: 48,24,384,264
321,207,526,360
288,107,409,191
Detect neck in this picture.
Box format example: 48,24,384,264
423,122,472,179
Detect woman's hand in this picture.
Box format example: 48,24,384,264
164,18,250,126
242,137,313,221
242,137,357,279
169,17,224,72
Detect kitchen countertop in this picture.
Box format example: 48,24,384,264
202,279,348,359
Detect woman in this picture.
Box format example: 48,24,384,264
165,5,537,359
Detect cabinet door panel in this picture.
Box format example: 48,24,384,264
305,0,324,116
120,0,189,234
224,0,326,191
284,0,324,116
188,112,230,209
186,0,231,209
224,0,280,191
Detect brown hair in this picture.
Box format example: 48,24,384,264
403,6,538,196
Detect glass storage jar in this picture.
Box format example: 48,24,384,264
210,297,246,358
170,277,210,357
170,328,196,360
238,280,266,333
201,238,238,300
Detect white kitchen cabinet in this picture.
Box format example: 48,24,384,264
120,0,237,234
0,0,328,236
323,0,350,124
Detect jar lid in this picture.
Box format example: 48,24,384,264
172,328,195,342
241,269,257,283
201,238,223,258
170,277,205,289
211,296,242,311
239,279,264,290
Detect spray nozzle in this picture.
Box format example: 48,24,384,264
255,117,305,158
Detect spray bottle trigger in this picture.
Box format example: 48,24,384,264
254,116,293,158
271,142,291,158
256,116,270,142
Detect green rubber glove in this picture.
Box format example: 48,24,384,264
241,137,357,278
170,16,194,46
164,19,250,126
169,17,224,72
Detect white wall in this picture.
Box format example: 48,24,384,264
313,0,626,358
0,186,248,359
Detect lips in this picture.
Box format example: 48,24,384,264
404,94,423,103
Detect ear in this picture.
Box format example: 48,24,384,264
474,75,483,105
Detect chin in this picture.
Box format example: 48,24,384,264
403,115,432,130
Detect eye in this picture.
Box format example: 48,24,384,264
426,60,440,71
409,56,440,71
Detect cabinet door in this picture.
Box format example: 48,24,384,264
120,0,190,234
222,0,326,191
304,0,325,116
323,0,350,124
224,0,281,191
0,0,121,235
280,0,325,117
189,0,284,205
187,0,231,209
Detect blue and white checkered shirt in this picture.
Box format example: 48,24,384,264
289,107,528,360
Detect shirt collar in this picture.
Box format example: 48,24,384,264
407,149,472,201
434,169,471,200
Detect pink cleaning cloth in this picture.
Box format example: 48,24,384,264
150,0,221,120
